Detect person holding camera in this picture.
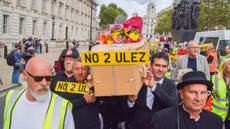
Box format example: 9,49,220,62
19,47,36,88
12,44,22,84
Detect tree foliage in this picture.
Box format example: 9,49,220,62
154,9,174,36
154,0,230,34
198,0,230,31
99,3,127,30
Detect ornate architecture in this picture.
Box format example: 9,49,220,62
0,0,98,45
132,9,139,17
142,0,157,39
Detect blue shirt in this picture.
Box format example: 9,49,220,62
187,57,197,71
28,37,33,41
12,49,21,63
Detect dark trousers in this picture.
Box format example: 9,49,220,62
225,119,230,129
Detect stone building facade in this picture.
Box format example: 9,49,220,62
142,1,157,39
0,0,98,45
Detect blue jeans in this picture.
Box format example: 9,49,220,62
12,67,20,83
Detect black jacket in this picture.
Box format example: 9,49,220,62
151,105,223,129
123,77,176,129
50,70,74,94
61,77,100,129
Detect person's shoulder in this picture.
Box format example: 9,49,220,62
155,106,177,117
177,54,187,60
202,109,222,122
54,70,65,78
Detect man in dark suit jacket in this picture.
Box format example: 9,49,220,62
124,52,176,129
151,71,223,129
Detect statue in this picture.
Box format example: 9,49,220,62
184,0,191,29
172,7,177,30
191,2,200,29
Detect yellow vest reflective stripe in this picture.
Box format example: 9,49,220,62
165,72,171,79
211,74,229,122
223,53,230,62
4,89,71,129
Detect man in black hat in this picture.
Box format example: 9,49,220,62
150,71,223,129
50,49,79,94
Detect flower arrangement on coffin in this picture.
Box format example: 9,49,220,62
98,17,143,44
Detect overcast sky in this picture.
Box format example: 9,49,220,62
96,0,174,19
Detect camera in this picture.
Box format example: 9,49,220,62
20,51,32,62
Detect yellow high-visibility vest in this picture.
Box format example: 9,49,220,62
4,89,72,129
211,74,229,122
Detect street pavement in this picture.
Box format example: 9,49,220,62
0,46,88,128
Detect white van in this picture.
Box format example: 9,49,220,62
194,30,230,56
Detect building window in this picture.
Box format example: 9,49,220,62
3,15,8,34
19,18,24,35
43,22,46,36
147,29,149,33
71,10,73,20
146,35,148,38
76,28,78,38
59,5,61,17
65,8,67,19
152,10,153,14
43,0,45,12
152,19,153,22
51,2,54,15
147,24,149,27
32,20,37,35
18,0,22,6
31,0,35,9
222,26,226,30
151,29,152,33
59,25,62,37
151,24,153,27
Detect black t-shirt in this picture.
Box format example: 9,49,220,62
50,70,74,94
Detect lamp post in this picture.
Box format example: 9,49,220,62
205,15,209,31
89,0,94,51
51,15,55,40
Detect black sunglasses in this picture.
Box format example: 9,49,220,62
26,71,54,82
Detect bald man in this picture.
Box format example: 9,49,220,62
172,40,210,80
207,45,217,76
4,57,74,129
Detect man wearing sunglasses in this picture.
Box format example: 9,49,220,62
50,49,79,94
4,57,74,129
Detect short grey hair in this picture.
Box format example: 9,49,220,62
187,40,198,47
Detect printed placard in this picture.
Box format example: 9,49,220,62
81,50,149,65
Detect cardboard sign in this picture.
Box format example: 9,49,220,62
177,49,189,55
55,81,93,94
81,50,149,65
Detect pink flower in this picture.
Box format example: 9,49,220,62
104,31,111,37
111,25,123,30
116,36,122,42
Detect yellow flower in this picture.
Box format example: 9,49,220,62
129,33,140,41
107,40,113,44
124,28,129,36
112,32,120,41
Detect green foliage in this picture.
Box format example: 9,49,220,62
198,0,230,31
155,0,230,34
99,3,127,30
154,9,173,36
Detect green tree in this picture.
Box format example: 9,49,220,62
198,0,230,31
99,3,127,30
154,9,174,36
